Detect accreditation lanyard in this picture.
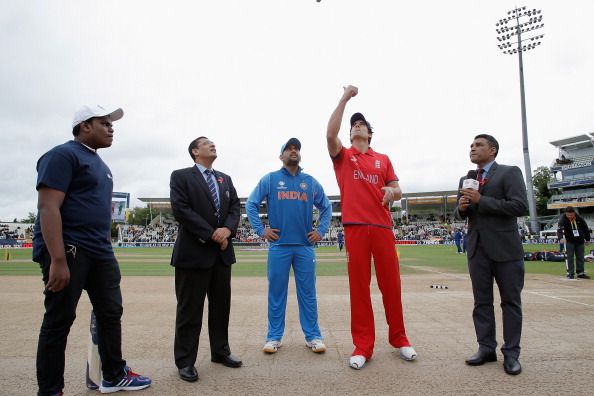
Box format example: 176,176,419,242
572,221,580,237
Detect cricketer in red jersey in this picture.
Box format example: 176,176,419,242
326,85,417,370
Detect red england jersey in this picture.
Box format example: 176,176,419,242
332,146,398,228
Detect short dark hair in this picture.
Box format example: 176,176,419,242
474,133,499,158
188,136,208,160
565,206,576,213
72,117,98,136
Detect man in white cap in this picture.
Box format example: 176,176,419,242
33,105,151,395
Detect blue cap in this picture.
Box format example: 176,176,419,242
280,137,301,154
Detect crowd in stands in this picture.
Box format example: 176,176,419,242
235,224,263,243
0,223,33,240
396,221,466,242
116,216,474,246
0,216,548,247
119,219,177,243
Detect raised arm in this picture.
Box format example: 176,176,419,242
327,85,358,157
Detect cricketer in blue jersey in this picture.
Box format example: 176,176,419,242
246,138,332,354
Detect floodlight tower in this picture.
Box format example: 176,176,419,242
496,6,544,233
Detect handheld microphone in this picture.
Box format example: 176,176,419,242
463,170,479,190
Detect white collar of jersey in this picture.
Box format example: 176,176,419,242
76,141,96,153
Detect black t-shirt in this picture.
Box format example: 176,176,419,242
33,140,115,261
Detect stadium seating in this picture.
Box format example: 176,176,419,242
116,219,476,245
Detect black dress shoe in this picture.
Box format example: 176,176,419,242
503,356,522,375
211,353,242,368
465,350,497,366
178,366,198,382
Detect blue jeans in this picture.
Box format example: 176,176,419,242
36,246,126,395
266,245,322,341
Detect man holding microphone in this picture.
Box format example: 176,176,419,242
455,134,528,375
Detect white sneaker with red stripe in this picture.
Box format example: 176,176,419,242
99,366,151,393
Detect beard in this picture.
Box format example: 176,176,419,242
285,158,300,167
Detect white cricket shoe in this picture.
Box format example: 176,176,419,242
262,340,282,354
305,339,327,353
349,355,366,369
399,346,417,361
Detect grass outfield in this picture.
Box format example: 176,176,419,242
0,244,579,277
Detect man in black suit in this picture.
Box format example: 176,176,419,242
170,136,242,382
455,134,528,375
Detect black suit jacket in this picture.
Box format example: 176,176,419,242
454,162,528,262
170,166,240,269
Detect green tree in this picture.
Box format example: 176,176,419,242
20,212,37,223
532,166,558,216
111,221,119,239
127,207,153,226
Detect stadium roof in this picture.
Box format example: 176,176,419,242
138,198,170,204
550,134,594,150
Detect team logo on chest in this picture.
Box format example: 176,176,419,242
277,191,308,201
300,182,308,190
375,160,381,169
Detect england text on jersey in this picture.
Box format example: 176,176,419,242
353,169,379,185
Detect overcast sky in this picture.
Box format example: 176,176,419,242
1,0,593,221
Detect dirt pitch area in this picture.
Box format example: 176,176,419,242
1,270,593,395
